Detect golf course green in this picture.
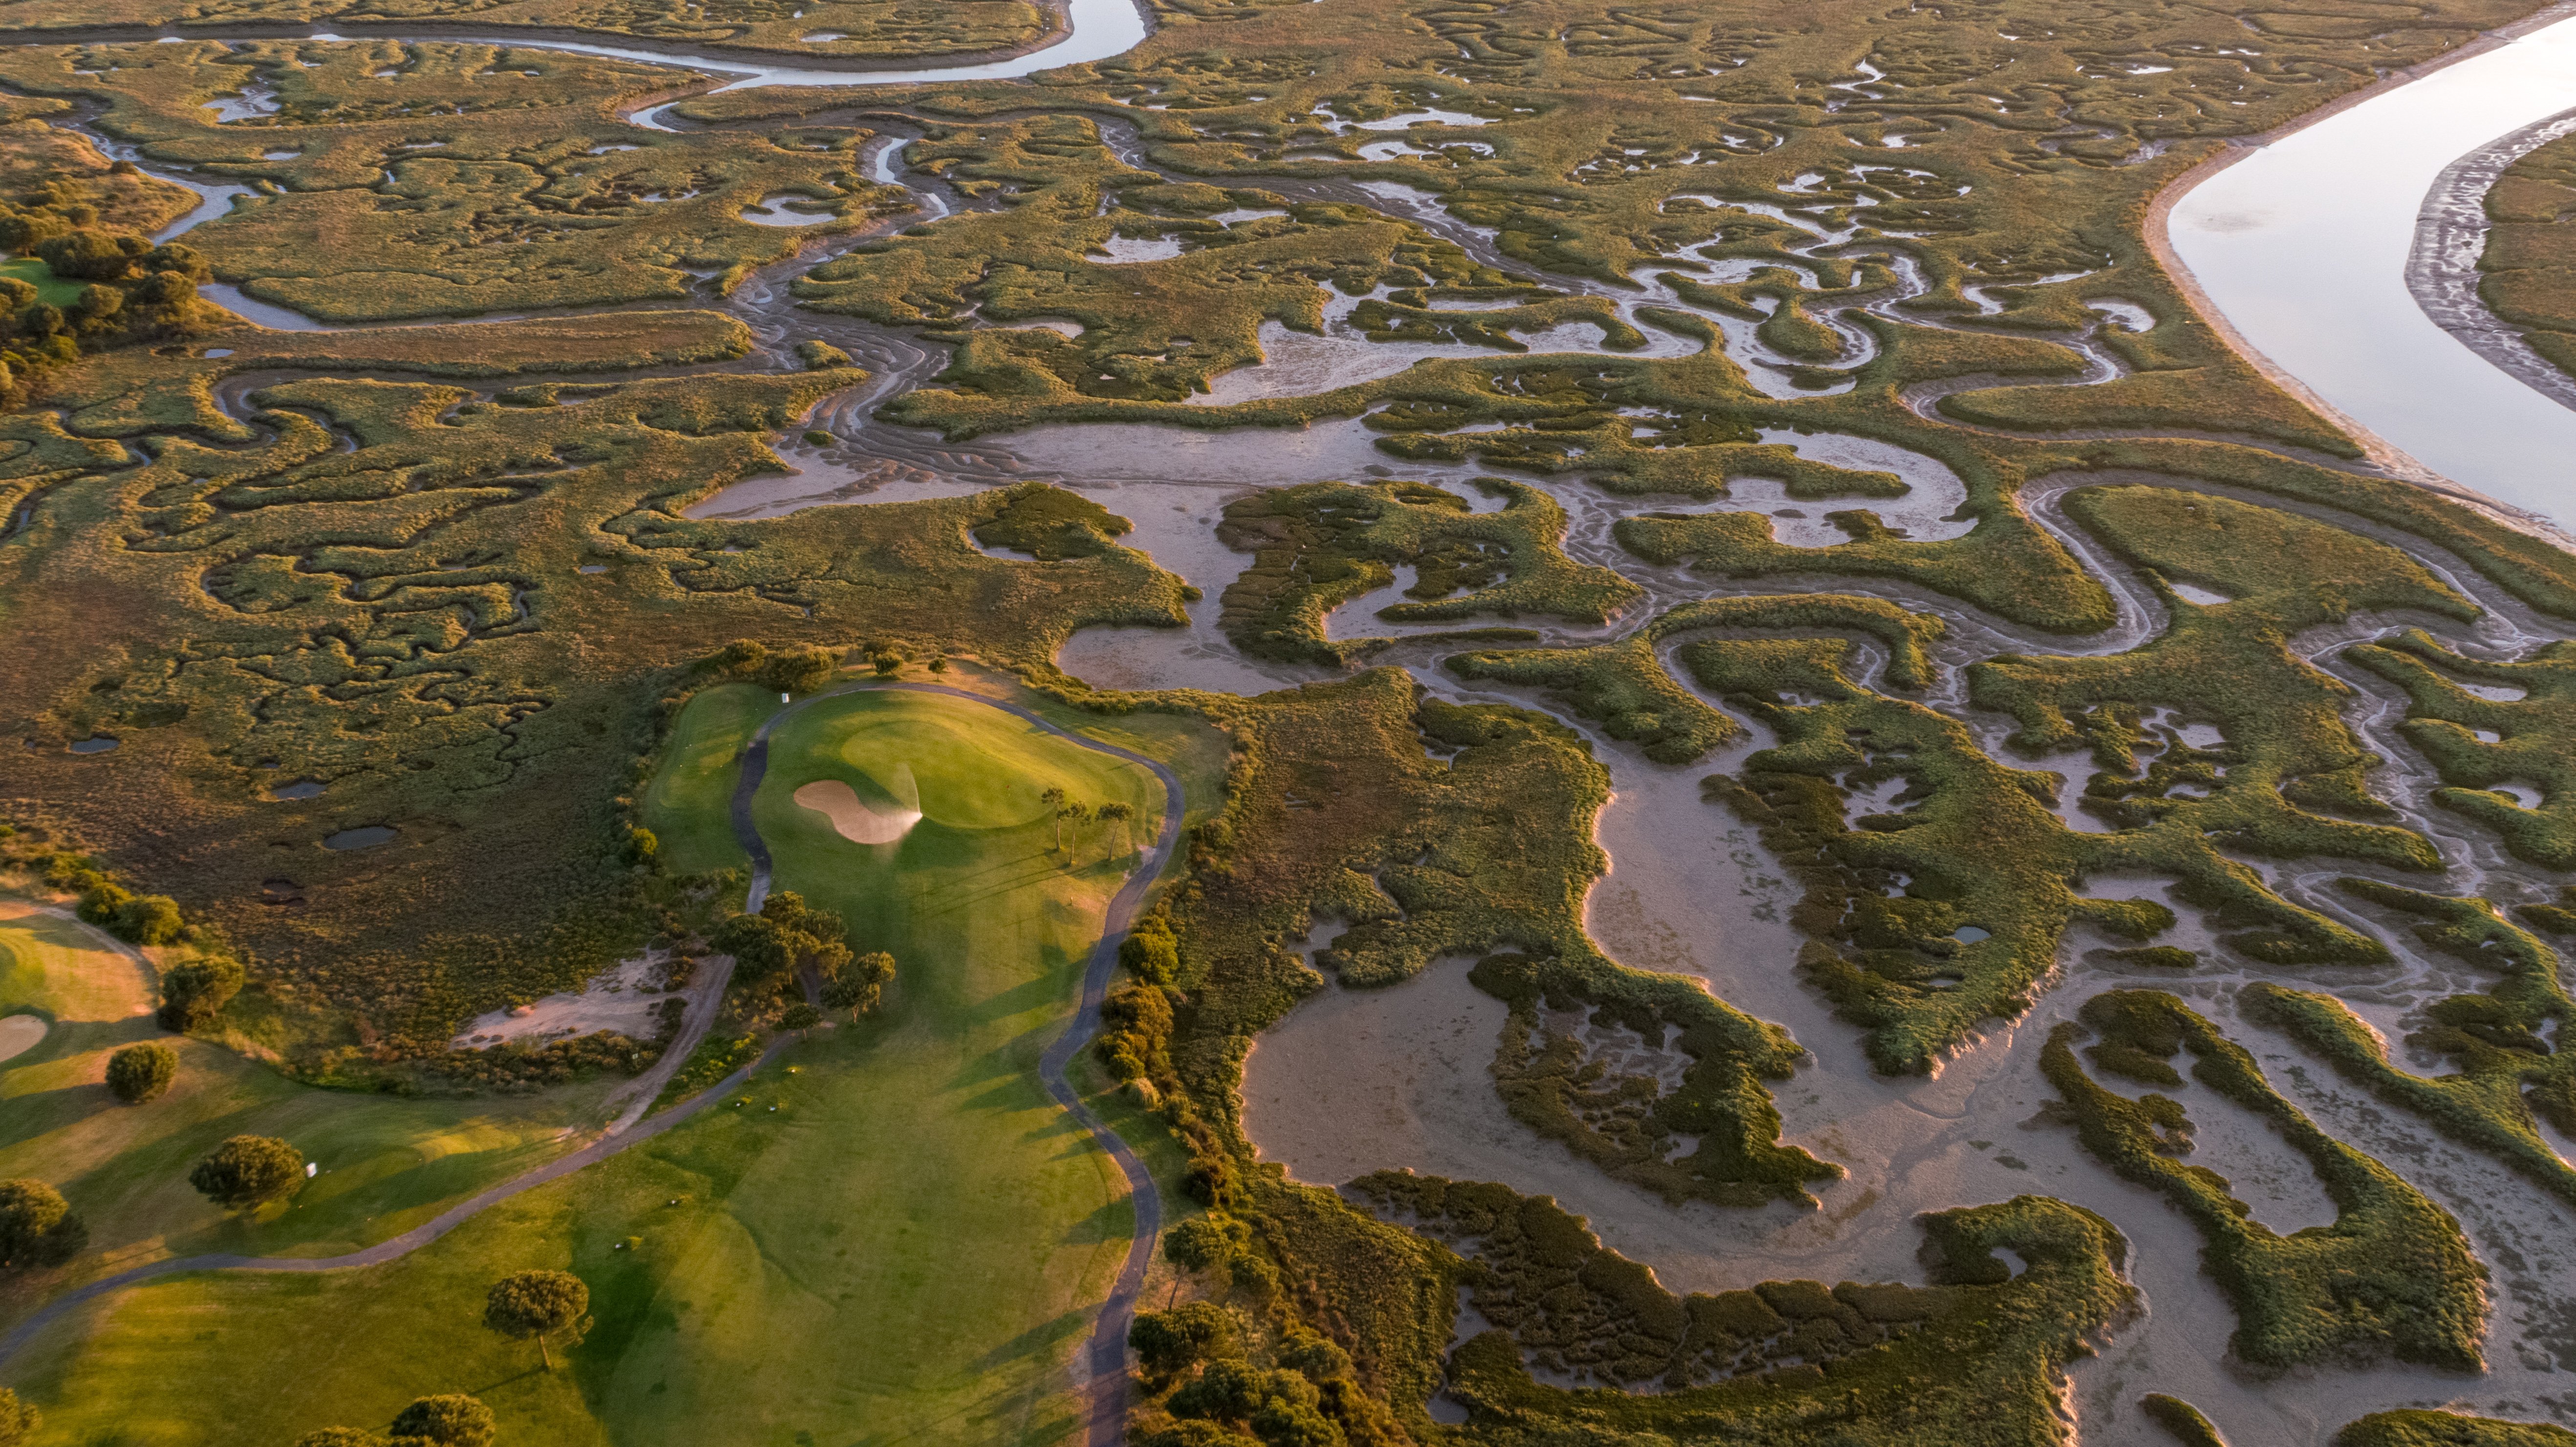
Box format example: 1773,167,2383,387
2,678,1221,1447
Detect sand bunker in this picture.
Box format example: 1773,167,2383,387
0,1014,44,1064
794,764,922,844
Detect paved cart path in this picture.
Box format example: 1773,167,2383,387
3,683,1179,1447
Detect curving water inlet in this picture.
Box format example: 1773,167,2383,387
2166,6,2576,533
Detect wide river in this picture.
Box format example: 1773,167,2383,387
2168,11,2576,532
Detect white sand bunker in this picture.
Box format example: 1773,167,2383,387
795,763,922,845
0,1014,48,1064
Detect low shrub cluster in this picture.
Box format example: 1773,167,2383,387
421,1031,659,1092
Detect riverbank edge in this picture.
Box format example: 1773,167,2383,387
2142,0,2576,547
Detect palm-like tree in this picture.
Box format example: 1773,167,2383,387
1040,787,1069,850
1096,800,1135,857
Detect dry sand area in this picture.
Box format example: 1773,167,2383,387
451,952,684,1047
794,764,923,844
0,1012,44,1063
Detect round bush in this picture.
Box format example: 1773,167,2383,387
188,1135,304,1209
106,1042,178,1104
388,1394,495,1447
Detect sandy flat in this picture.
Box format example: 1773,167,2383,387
794,777,923,844
452,954,675,1047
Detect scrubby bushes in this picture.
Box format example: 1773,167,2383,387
157,956,246,1033
703,638,840,696
73,882,184,946
0,1388,36,1447
0,1178,86,1270
423,1031,658,1092
106,1042,178,1103
1096,983,1174,1084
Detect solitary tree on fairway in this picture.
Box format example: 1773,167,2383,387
483,1269,591,1370
388,1394,496,1447
188,1135,303,1209
106,1041,178,1104
1040,787,1070,850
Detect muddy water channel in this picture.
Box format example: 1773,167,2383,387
40,6,2576,1440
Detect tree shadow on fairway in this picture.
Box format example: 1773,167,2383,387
1058,1195,1135,1248
969,1307,1091,1372
466,1364,551,1397
910,847,1076,917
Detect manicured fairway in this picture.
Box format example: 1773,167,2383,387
0,899,613,1333
639,682,781,875
11,682,1223,1447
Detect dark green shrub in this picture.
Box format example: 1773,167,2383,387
0,1178,86,1270
157,956,245,1032
388,1395,495,1447
1129,1302,1238,1378
74,880,131,927
290,1430,384,1447
111,894,184,946
106,1042,178,1104
33,228,143,282
1120,915,1180,986
188,1135,304,1209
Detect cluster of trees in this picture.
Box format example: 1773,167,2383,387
1107,911,1237,1202
1038,787,1137,861
701,638,839,696
1161,1212,1279,1302
0,187,214,404
72,880,183,947
711,892,893,1021
1097,982,1173,1089
5,831,243,1033
0,1387,37,1446
1128,1302,1357,1447
0,1178,87,1271
107,1042,178,1103
420,1029,659,1092
1119,914,1180,987
157,956,245,1033
290,1394,495,1447
188,1135,304,1210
